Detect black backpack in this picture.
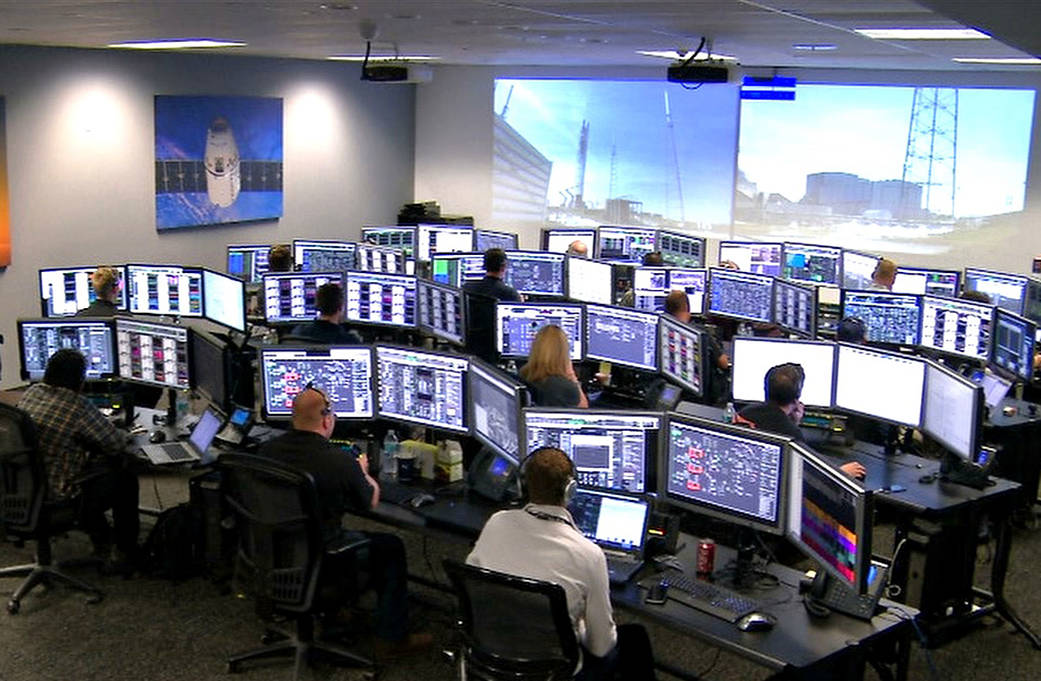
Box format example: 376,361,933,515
141,503,203,581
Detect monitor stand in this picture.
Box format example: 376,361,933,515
939,451,992,490
731,527,757,590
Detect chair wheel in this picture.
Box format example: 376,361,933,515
226,661,238,674
362,671,378,681
86,592,104,605
7,600,19,615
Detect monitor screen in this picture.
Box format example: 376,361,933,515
202,269,246,332
964,268,1027,314
262,272,342,324
978,371,1012,409
566,256,613,305
658,315,704,397
1023,278,1041,325
835,343,925,427
786,443,872,593
773,279,818,338
668,268,708,315
661,413,788,534
731,337,836,408
543,228,597,255
504,251,566,296
840,291,921,346
631,267,669,312
354,243,409,274
416,224,475,261
189,328,230,409
18,319,115,381
260,345,374,420
596,226,657,263
469,358,526,462
115,317,190,389
343,271,417,328
417,279,465,345
919,295,992,361
431,252,485,288
717,241,783,276
568,488,649,552
376,345,468,433
584,304,658,371
841,250,879,290
658,230,705,268
361,226,417,257
923,361,982,461
523,408,660,493
226,244,270,283
496,303,584,360
707,268,774,323
892,267,960,297
39,266,127,317
293,239,356,273
782,242,842,285
126,264,203,317
991,308,1036,381
475,229,519,252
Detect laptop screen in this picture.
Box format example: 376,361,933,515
568,489,648,553
189,409,223,454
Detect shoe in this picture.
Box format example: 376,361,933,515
100,547,141,578
373,632,434,658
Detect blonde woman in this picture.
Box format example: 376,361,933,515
520,325,588,408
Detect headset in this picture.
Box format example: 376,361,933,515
764,362,805,405
518,447,578,508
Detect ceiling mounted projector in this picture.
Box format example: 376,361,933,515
361,63,433,83
667,59,729,84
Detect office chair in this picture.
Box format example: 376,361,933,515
0,402,104,614
443,560,580,681
463,290,501,365
219,454,376,681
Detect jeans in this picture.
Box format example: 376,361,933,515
325,530,409,641
576,623,656,681
78,459,140,554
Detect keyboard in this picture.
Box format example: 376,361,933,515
606,556,643,585
644,573,760,623
160,444,194,462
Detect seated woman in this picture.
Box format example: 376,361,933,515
520,325,588,408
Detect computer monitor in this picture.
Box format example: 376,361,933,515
922,360,983,461
114,317,190,389
568,488,650,553
566,256,613,305
293,239,356,273
977,371,1013,410
773,279,818,338
343,271,417,328
595,226,657,263
717,241,783,276
430,252,485,287
417,279,465,345
990,308,1036,381
892,266,961,297
542,227,597,255
786,443,873,594
469,357,528,463
226,244,270,283
731,337,836,408
262,272,343,324
496,302,585,361
964,267,1028,314
18,318,116,381
834,343,925,427
668,268,708,315
361,225,417,257
630,267,669,312
919,295,993,361
1023,278,1041,325
584,304,658,372
782,242,842,285
354,243,410,274
416,224,476,262
657,229,705,267
841,250,879,290
125,264,203,317
475,229,519,252
840,290,921,346
376,345,469,433
707,268,774,323
202,269,246,332
660,412,789,535
189,327,232,410
38,265,127,317
658,315,705,397
259,345,374,420
523,408,660,493
504,251,566,297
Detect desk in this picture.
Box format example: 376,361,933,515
985,396,1041,513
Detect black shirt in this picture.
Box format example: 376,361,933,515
463,275,521,302
736,402,804,442
258,430,374,544
528,375,581,408
289,319,363,344
76,299,119,317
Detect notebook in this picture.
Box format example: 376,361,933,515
139,407,222,465
568,488,650,585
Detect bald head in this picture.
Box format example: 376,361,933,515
291,387,334,437
566,240,588,258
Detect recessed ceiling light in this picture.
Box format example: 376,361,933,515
792,43,838,51
952,57,1041,65
327,54,440,62
636,50,737,61
854,28,989,40
108,38,246,49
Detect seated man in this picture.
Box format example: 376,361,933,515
267,243,294,272
289,282,362,344
870,258,896,291
258,387,430,653
737,363,865,479
462,248,522,302
468,447,655,681
664,290,730,404
76,266,121,317
566,240,589,258
17,349,140,567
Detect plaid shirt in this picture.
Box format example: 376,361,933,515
17,383,125,497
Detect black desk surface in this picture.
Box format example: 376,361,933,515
986,396,1041,429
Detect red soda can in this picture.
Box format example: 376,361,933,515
696,538,716,576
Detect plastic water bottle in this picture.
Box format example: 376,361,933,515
380,430,399,482
723,401,736,424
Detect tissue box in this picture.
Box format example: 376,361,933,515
435,440,464,483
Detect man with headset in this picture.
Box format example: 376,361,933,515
467,447,655,681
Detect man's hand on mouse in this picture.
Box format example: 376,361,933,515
840,462,866,479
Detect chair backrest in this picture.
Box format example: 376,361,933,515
0,403,46,534
463,290,501,365
219,453,324,615
443,560,580,677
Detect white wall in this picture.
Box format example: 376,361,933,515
0,45,415,387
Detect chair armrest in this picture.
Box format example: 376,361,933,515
326,535,371,556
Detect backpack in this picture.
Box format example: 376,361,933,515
141,503,203,581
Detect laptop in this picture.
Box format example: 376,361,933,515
139,407,222,465
971,370,1012,410
568,488,650,585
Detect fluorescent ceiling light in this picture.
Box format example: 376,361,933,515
792,43,837,51
637,50,737,61
108,38,246,49
854,28,989,40
327,54,439,62
953,57,1041,65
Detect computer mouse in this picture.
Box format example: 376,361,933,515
736,612,776,632
409,493,436,509
148,430,167,444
